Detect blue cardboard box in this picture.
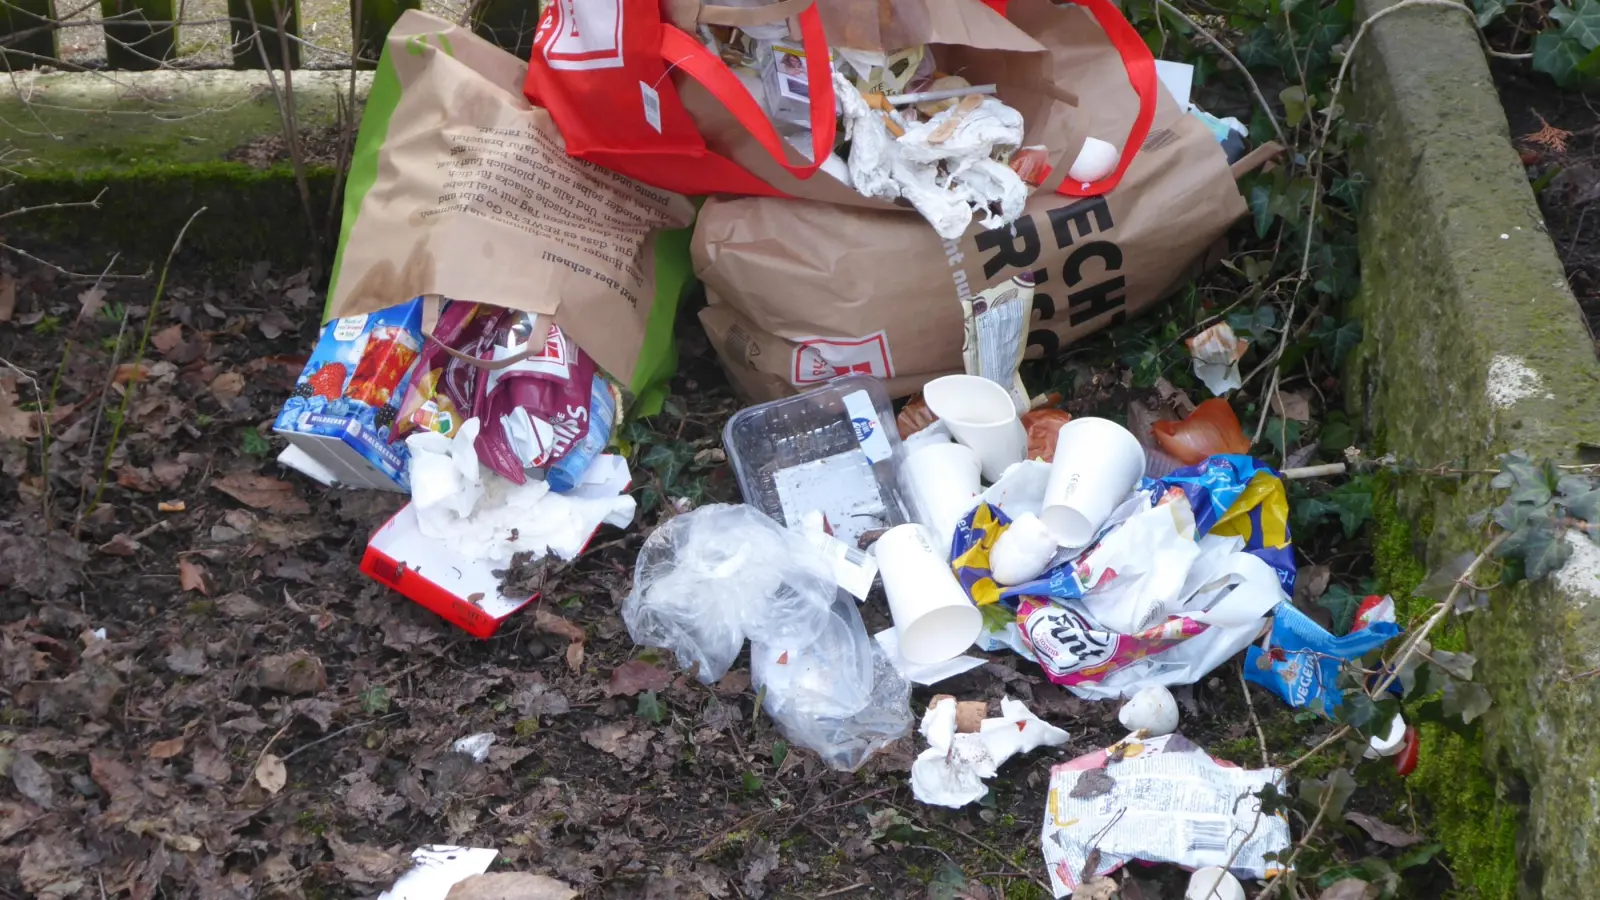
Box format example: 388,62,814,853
273,299,425,491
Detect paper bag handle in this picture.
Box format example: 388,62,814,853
658,5,837,184
1050,0,1157,197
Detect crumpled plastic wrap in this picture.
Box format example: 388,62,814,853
622,504,836,683
834,71,1028,240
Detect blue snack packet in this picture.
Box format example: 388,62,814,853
1244,602,1402,712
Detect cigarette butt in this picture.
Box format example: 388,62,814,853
159,500,186,513
933,695,988,733
881,112,906,137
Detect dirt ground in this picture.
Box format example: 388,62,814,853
1495,65,1600,347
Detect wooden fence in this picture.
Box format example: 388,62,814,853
0,0,540,71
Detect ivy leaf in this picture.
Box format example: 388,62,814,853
1473,0,1509,26
1328,479,1375,538
1336,691,1378,729
1280,85,1309,128
1493,451,1537,490
1498,513,1572,581
1299,768,1358,818
636,690,667,725
1431,649,1476,681
1255,782,1294,817
1317,584,1363,634
1552,0,1600,50
1533,32,1591,88
1441,680,1493,724
1250,182,1276,238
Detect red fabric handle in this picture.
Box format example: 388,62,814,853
657,6,837,181
1053,0,1157,197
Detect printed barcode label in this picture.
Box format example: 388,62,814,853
842,544,868,566
640,81,662,133
1186,819,1230,854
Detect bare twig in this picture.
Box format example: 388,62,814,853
242,0,320,260
1238,661,1272,769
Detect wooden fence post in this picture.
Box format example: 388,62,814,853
227,0,301,69
0,0,59,69
352,0,417,68
100,0,177,70
471,0,539,61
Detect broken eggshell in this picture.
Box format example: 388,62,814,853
1117,685,1180,736
989,513,1058,585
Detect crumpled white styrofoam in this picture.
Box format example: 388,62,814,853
406,419,635,564
910,696,1069,808
834,71,1028,240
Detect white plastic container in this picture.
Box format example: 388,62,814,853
724,375,911,549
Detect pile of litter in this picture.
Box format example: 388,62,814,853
259,4,1399,896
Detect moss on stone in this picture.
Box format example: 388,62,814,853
1412,725,1519,900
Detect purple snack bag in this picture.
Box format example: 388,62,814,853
473,314,597,485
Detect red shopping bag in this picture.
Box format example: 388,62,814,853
524,0,837,198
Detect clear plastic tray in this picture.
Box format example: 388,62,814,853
724,375,910,548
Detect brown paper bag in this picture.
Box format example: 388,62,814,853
694,1,1250,401
325,11,697,409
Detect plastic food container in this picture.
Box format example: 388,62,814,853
724,375,911,548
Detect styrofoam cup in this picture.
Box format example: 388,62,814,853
1184,867,1245,900
1040,417,1146,547
875,523,983,665
922,375,1026,482
903,443,982,552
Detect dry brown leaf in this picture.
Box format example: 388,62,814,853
581,722,650,766
605,660,672,698
212,473,310,515
117,466,158,493
254,753,287,795
210,372,246,405
0,273,14,323
147,737,186,760
76,285,106,323
257,650,327,695
446,872,578,900
178,559,210,595
151,324,186,358
10,753,54,810
151,459,189,489
98,534,141,557
565,641,584,673
534,608,585,642
1319,879,1377,900
1270,390,1312,423
0,378,33,440
1344,811,1423,848
112,363,150,385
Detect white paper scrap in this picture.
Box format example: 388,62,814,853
876,628,986,685
377,846,498,900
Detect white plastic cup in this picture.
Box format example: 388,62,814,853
1184,867,1245,900
903,443,982,552
1040,417,1146,547
922,375,1026,482
875,523,983,665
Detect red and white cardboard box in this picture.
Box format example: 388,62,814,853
360,458,632,638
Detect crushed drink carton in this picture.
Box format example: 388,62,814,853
759,39,819,127
274,298,425,491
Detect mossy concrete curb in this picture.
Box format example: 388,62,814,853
1,69,372,266
1349,1,1600,896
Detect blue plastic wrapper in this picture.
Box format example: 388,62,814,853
1244,602,1402,712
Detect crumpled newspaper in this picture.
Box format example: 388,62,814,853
406,418,635,563
1186,322,1248,396
911,696,1069,808
1041,733,1289,897
834,71,1027,240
